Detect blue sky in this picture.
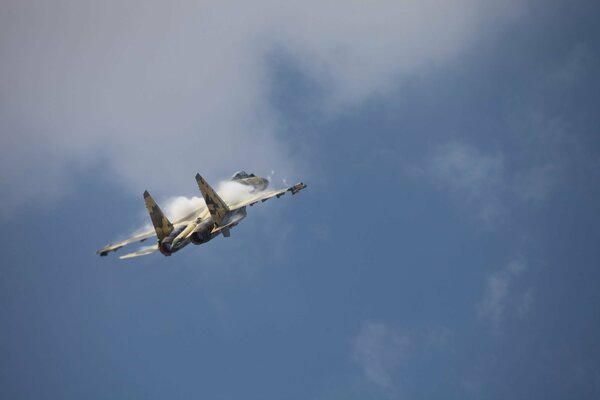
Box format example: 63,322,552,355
2,1,600,399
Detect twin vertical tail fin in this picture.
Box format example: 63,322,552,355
143,190,173,241
195,173,229,227
144,176,230,242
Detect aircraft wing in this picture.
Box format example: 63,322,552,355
96,182,305,257
96,207,206,256
96,207,207,257
119,245,159,260
228,182,307,211
96,229,156,256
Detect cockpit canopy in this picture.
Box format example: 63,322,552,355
231,170,256,180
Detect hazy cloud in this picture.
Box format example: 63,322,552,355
515,163,560,203
353,321,410,391
478,260,532,326
512,41,600,205
548,43,597,87
406,139,566,226
0,0,523,213
353,321,457,396
426,143,504,201
408,142,506,226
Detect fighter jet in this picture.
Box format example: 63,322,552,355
96,173,306,259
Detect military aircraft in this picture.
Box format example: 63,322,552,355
96,172,306,259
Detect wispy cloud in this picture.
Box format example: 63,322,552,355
547,43,597,87
515,163,560,203
352,322,454,396
399,39,600,227
353,321,409,391
405,136,572,226
512,41,600,204
478,260,532,327
426,143,504,202
407,142,506,226
0,0,523,214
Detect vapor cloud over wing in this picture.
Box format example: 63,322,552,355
125,179,253,231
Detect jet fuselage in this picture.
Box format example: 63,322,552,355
160,207,247,256
95,171,306,259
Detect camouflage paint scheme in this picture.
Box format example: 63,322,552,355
97,172,306,259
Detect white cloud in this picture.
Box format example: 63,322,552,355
427,143,504,201
515,163,560,203
353,321,409,390
512,41,599,205
352,322,455,396
407,142,506,226
478,260,532,326
0,0,523,213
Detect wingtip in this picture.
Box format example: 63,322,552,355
143,190,150,198
195,173,202,181
96,248,109,257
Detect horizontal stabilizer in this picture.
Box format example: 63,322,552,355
119,245,159,259
210,221,234,236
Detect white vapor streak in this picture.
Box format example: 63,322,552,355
162,180,254,222
123,180,257,239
